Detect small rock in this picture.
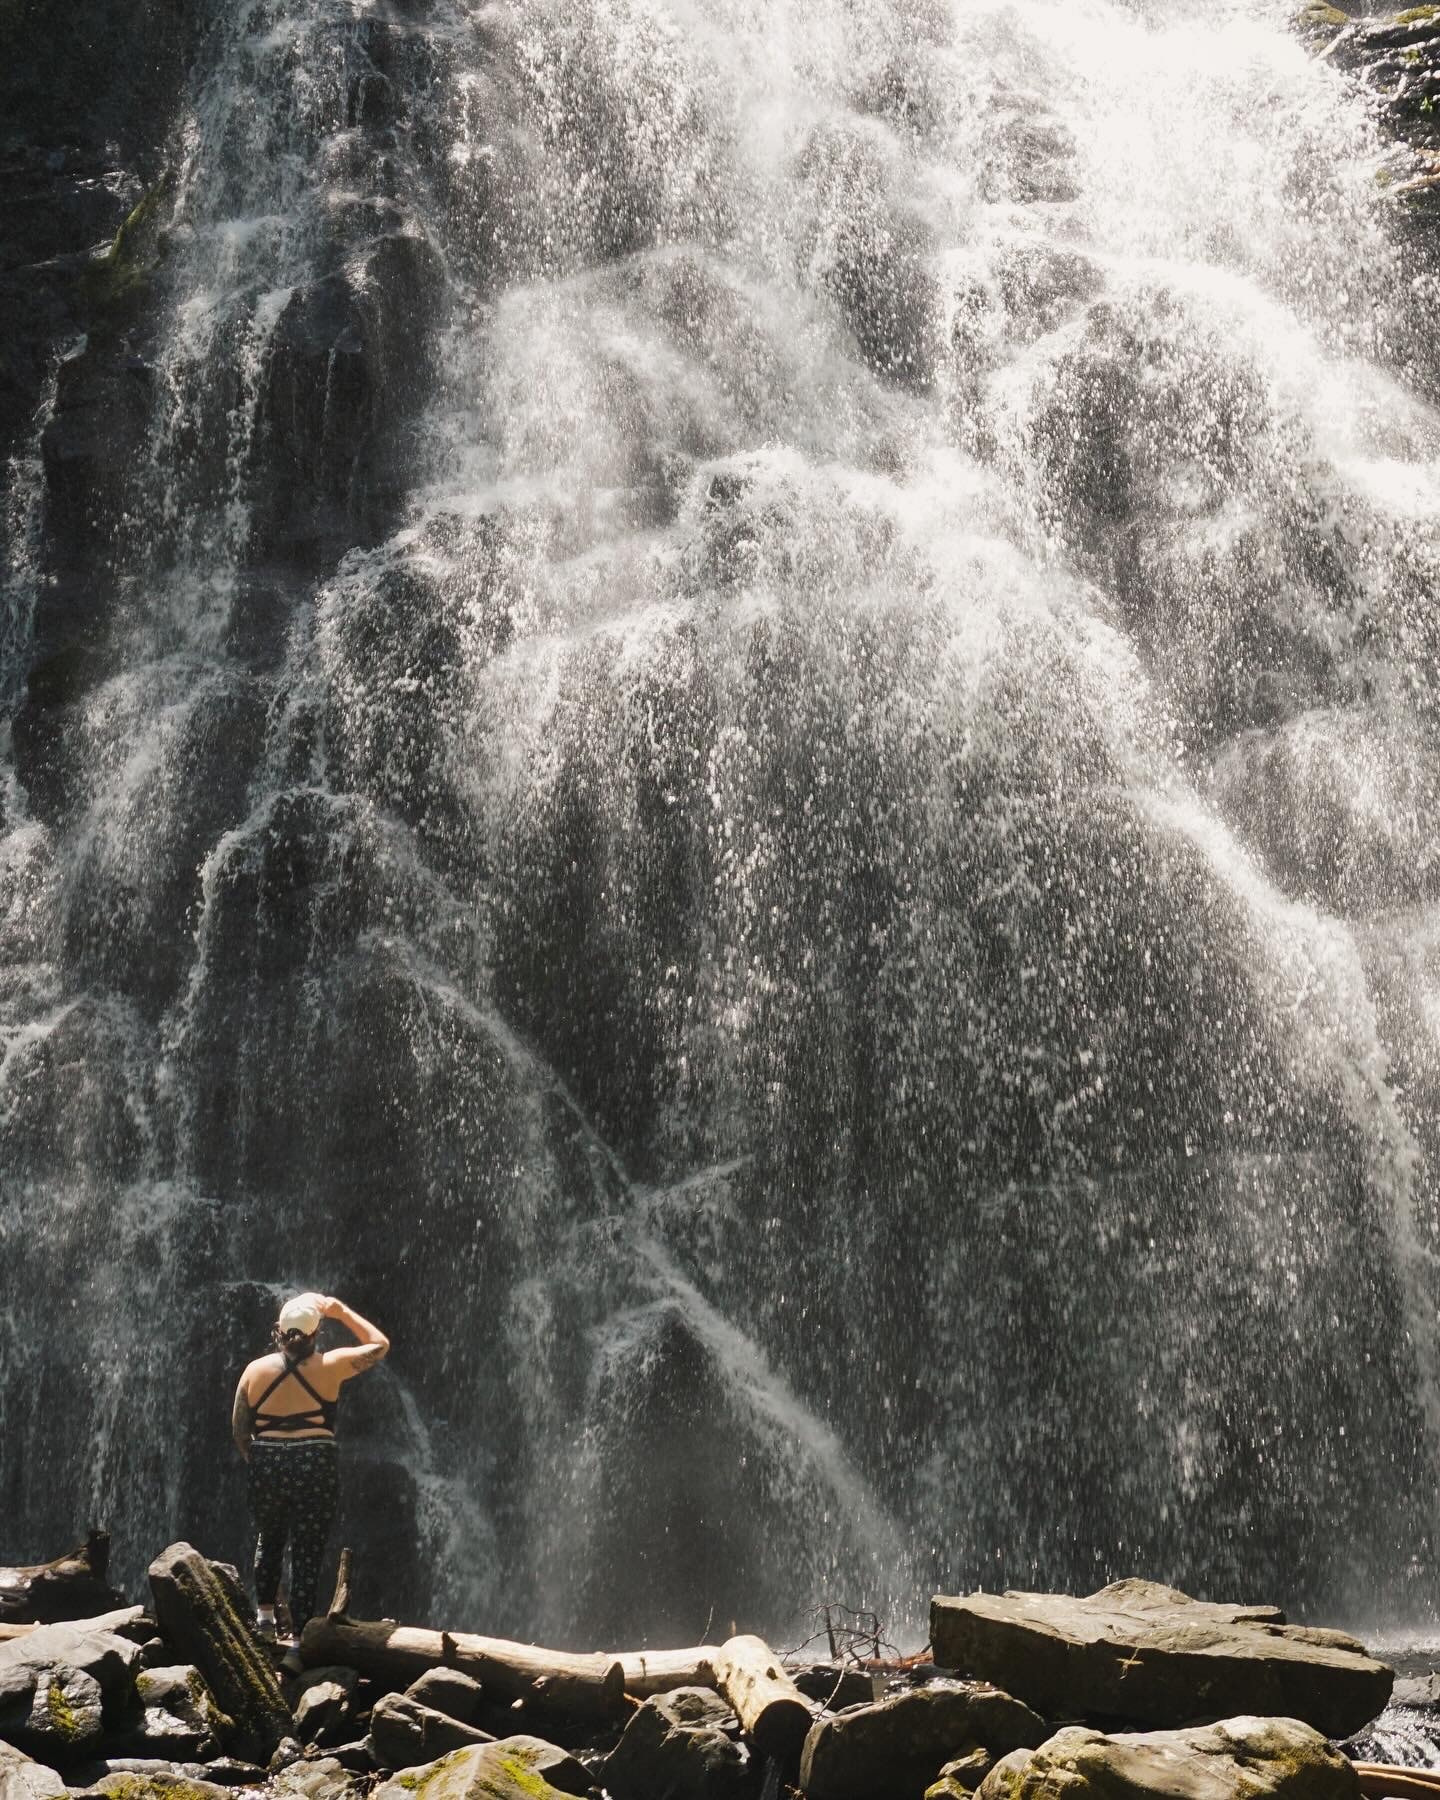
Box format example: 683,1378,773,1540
925,1745,997,1800
403,1670,486,1727
128,1665,229,1758
293,1667,360,1747
270,1736,305,1772
270,1753,356,1800
326,1741,378,1774
198,1759,270,1786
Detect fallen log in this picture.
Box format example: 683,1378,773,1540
0,1530,127,1624
1352,1766,1440,1800
710,1633,817,1760
299,1615,627,1722
614,1645,723,1699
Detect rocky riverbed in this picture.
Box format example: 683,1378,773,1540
0,1549,1432,1800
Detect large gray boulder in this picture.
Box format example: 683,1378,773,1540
930,1580,1392,1738
368,1737,589,1800
0,1621,141,1710
605,1687,750,1800
799,1680,1048,1800
0,1739,66,1800
973,1716,1359,1800
0,1621,141,1758
146,1543,289,1766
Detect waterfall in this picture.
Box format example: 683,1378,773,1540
2,0,1439,1645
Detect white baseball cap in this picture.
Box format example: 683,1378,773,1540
277,1293,323,1336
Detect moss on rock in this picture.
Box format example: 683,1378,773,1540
82,171,173,322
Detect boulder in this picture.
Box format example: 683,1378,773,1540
0,1739,66,1800
5,1664,106,1758
146,1543,289,1765
482,1737,591,1797
81,1761,265,1790
294,1667,361,1747
799,1681,1048,1800
367,1693,496,1770
270,1754,358,1800
973,1717,1360,1800
404,1671,487,1727
368,1737,590,1800
0,1620,141,1711
58,1610,150,1646
604,1687,750,1800
0,1622,141,1758
90,1773,235,1800
124,1666,230,1759
930,1581,1392,1738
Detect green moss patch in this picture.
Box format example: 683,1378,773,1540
82,171,174,322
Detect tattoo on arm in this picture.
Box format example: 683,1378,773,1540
352,1343,387,1368
232,1388,256,1459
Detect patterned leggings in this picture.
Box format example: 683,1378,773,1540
248,1437,338,1632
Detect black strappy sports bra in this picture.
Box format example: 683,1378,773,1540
252,1356,338,1436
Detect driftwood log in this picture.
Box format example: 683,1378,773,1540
615,1645,723,1698
1353,1767,1440,1800
300,1616,626,1721
710,1633,817,1759
0,1531,126,1624
307,1556,807,1744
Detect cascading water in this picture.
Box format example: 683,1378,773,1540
2,0,1439,1648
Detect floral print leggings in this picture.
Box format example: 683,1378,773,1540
248,1436,338,1632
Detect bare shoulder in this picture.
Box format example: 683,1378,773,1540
240,1352,281,1393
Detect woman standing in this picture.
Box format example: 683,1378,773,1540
231,1292,389,1653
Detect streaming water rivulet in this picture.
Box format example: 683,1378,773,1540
2,0,1439,1646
